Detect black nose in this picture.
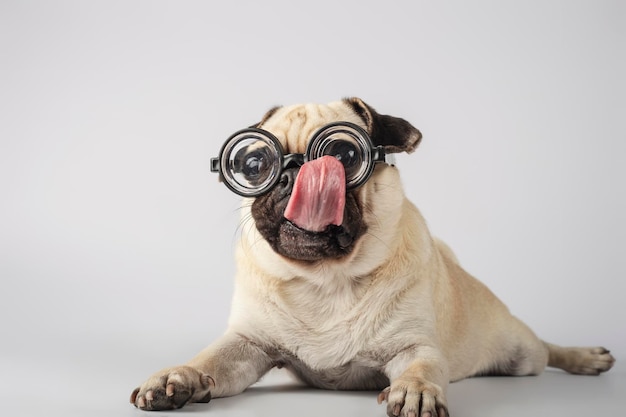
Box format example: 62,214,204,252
276,167,299,199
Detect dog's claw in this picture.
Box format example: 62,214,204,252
130,387,139,404
377,387,390,404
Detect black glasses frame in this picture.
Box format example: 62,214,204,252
210,122,387,197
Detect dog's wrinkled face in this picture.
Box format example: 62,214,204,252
244,97,422,266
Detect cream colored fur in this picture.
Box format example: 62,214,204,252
131,100,615,416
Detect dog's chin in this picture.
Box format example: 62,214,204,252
269,221,359,262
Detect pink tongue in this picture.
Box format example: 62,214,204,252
284,156,346,232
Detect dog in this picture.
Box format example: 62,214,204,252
130,98,615,416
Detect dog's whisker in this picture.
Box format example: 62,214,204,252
361,201,386,234
364,230,392,253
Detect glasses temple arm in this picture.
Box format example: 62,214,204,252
373,146,386,163
210,158,220,172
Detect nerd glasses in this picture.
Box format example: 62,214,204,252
210,122,387,197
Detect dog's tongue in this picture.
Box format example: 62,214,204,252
284,156,345,232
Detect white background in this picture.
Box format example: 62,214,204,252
1,1,624,416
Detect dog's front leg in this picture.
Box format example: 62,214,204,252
378,345,450,417
131,332,273,411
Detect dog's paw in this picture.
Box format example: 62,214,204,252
567,347,616,375
130,366,215,411
377,378,449,417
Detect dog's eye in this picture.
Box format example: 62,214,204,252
234,147,272,186
323,140,362,180
243,153,261,176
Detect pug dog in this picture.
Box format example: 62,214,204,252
130,98,615,416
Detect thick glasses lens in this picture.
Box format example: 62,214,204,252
306,123,374,189
219,129,283,197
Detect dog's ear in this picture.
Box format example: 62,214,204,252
343,97,422,154
250,105,282,128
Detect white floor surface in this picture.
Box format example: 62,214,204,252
3,346,623,417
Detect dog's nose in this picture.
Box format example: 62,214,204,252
277,167,298,198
